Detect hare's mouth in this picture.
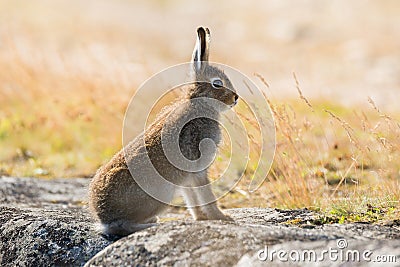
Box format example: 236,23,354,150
230,93,239,107
228,98,238,108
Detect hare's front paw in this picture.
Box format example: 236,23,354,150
191,207,234,221
207,212,234,222
220,214,234,222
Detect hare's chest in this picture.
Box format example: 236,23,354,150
178,118,221,160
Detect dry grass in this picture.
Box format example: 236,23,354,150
217,73,400,222
0,33,141,177
1,37,399,221
0,0,399,222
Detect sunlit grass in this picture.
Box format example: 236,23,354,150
1,36,399,223
218,76,400,222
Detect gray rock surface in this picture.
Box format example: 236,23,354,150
85,209,400,266
0,205,110,266
0,176,88,206
0,177,111,267
236,239,400,267
1,177,399,266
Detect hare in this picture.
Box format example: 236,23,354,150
88,27,238,236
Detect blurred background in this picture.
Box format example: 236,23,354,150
0,0,399,216
2,0,400,107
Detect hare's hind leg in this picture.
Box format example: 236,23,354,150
101,220,157,236
182,172,233,221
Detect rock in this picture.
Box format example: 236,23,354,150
0,177,111,267
84,209,400,266
0,176,88,206
236,239,400,267
1,177,399,266
0,206,110,267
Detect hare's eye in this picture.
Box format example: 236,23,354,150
211,78,223,89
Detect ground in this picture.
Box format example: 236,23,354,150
1,177,399,266
0,0,399,219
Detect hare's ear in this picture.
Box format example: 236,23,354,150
192,27,210,72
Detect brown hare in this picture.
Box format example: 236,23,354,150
89,27,238,236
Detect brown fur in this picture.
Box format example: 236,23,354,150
89,27,238,236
